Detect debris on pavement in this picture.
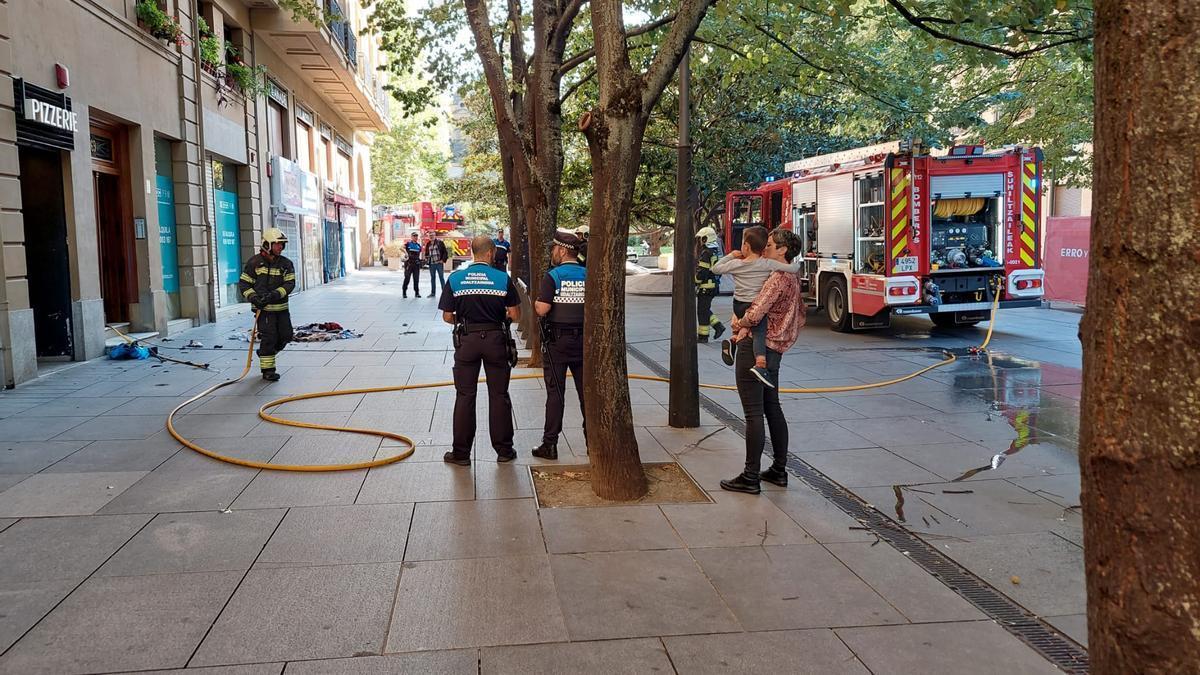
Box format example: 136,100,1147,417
186,340,204,348
293,322,364,342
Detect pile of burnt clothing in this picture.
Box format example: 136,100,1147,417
293,322,363,342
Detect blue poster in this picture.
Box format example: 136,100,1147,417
156,175,180,293
214,189,241,286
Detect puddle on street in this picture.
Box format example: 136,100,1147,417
888,350,1083,522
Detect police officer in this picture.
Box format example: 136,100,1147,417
238,228,296,381
402,231,423,298
492,229,511,272
531,230,586,460
439,235,522,465
695,226,726,342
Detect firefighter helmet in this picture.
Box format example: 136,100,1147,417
574,225,590,237
262,228,288,249
695,226,717,243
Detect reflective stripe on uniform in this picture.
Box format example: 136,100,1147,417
283,273,296,281
697,261,712,269
275,287,288,298
264,303,289,312
240,273,255,283
242,288,256,299
260,355,276,368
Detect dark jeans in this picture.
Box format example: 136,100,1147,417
402,263,421,295
451,331,514,457
428,262,445,294
735,333,787,478
542,332,585,445
732,299,768,361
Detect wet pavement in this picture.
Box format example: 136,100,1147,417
625,292,1088,647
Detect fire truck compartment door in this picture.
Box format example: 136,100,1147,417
816,173,853,255
792,180,816,206
930,174,1003,199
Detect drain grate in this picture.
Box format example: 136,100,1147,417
627,344,1090,674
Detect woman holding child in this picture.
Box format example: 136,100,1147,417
715,227,806,495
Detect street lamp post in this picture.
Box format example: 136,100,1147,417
669,47,699,428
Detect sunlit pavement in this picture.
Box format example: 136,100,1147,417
0,268,1077,673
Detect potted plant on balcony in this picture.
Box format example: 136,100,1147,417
196,17,222,75
135,0,187,47
223,45,269,99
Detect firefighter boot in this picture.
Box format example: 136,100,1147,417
760,466,789,487
719,473,761,495
531,442,558,460
711,321,726,340
261,368,281,382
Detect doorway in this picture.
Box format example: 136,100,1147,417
19,147,73,358
90,122,136,325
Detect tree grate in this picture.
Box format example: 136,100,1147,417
626,345,1090,674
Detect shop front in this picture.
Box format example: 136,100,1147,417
323,190,359,282
269,156,321,292
14,78,76,360
210,160,242,309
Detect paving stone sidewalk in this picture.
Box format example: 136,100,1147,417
0,268,1067,674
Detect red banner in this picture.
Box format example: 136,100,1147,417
1043,216,1091,305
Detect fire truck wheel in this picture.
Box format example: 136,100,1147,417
825,277,853,333
930,312,980,329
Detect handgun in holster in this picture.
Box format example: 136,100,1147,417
503,319,519,368
538,318,555,350
451,321,465,349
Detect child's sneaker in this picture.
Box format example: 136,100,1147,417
750,366,775,389
721,340,736,366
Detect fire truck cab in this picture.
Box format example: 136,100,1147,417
724,140,1045,331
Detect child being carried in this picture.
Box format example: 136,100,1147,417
712,225,802,388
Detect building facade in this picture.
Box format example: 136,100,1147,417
0,0,388,387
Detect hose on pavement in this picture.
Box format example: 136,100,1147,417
159,298,1002,472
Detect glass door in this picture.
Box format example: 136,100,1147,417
855,174,885,274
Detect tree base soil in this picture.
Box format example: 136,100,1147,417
531,462,711,508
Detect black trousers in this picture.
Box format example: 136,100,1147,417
402,263,421,295
256,311,293,372
542,332,585,445
451,331,514,457
735,333,787,478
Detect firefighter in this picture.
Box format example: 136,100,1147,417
439,235,522,466
573,224,590,265
695,226,726,342
238,228,296,382
531,230,587,460
402,231,423,298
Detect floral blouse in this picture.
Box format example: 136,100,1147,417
739,270,805,353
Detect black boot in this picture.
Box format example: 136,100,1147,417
496,449,518,463
712,322,726,340
261,369,280,382
719,473,761,494
531,442,558,460
442,451,471,466
760,466,789,487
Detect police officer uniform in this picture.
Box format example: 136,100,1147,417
532,231,586,460
439,260,521,465
695,226,726,342
238,228,296,381
492,234,510,271
402,235,423,297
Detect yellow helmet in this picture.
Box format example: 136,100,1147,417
695,226,717,243
262,227,288,248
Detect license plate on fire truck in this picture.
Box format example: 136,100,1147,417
893,256,918,273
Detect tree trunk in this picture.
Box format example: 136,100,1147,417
1081,1,1200,670
583,108,650,500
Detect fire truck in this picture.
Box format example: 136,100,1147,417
723,140,1045,331
375,202,472,266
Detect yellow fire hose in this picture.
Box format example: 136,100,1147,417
125,292,1001,473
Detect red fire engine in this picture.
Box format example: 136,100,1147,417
723,140,1045,331
375,202,472,265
